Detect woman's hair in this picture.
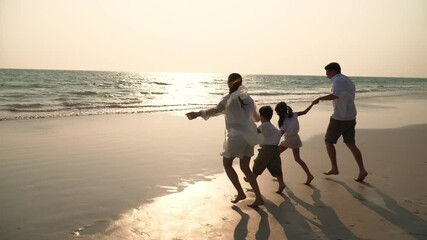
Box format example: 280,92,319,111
274,101,293,127
228,73,242,94
227,73,247,108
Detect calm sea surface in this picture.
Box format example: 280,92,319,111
1,69,426,121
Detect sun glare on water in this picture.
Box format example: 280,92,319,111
143,72,227,111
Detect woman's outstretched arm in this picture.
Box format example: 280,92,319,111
186,107,222,120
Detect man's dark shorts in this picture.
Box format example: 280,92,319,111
325,118,356,144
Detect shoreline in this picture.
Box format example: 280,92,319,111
1,83,426,122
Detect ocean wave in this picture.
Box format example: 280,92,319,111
249,91,330,96
140,91,164,95
255,98,314,105
356,87,399,93
117,97,142,102
69,91,98,96
150,81,171,86
7,103,44,109
9,107,62,113
208,92,226,96
0,104,213,121
357,89,376,93
62,101,90,107
208,90,331,96
63,102,142,109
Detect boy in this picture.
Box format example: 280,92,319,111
246,106,286,193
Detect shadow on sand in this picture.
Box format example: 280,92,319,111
232,206,250,240
326,178,427,240
263,192,321,240
233,186,361,240
286,186,361,240
232,178,427,240
231,205,271,240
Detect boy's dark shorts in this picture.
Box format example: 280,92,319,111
252,145,283,177
325,118,356,144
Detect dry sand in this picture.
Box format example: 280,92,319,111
1,97,427,240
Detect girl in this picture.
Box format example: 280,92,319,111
275,102,314,185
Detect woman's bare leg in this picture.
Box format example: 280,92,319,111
223,157,246,203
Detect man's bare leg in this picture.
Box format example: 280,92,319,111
324,141,339,175
346,143,368,182
223,157,246,203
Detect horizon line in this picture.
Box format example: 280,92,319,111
0,67,426,79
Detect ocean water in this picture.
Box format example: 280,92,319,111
1,69,426,121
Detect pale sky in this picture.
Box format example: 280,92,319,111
1,0,426,77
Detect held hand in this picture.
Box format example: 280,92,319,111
185,111,199,120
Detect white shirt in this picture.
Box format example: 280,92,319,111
217,90,259,131
331,74,357,120
280,114,300,136
202,86,261,146
258,121,281,146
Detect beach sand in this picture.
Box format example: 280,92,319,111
91,124,427,240
1,97,427,240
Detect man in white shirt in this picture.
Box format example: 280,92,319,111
312,62,368,182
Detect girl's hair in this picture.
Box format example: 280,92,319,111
274,101,293,127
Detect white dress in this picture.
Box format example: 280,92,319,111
202,86,263,158
280,113,302,148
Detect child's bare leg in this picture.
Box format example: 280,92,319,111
279,145,287,154
223,157,246,203
276,175,286,193
240,156,264,207
292,148,314,185
276,145,288,182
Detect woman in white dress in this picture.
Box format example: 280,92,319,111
186,73,264,207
